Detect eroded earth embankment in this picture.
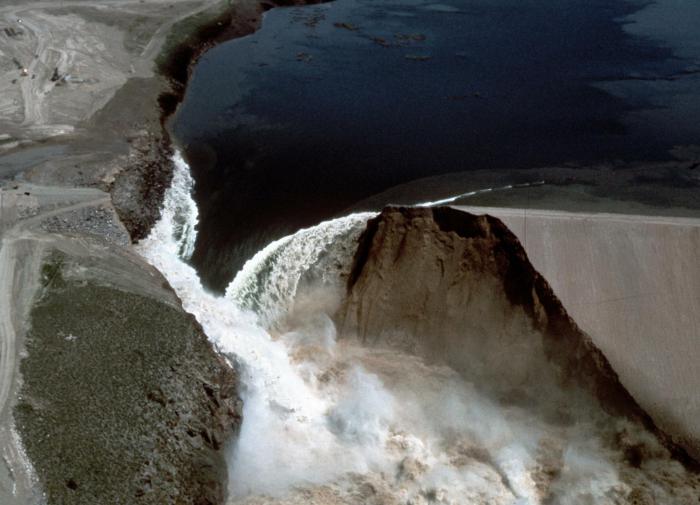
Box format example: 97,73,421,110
10,198,700,504
310,207,699,504
341,207,664,433
218,206,700,505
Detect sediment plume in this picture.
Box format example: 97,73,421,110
140,159,700,504
340,207,668,434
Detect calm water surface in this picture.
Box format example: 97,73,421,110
172,0,700,289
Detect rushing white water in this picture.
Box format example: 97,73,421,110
148,151,199,260
415,180,546,207
137,153,699,505
227,211,374,329
137,153,398,498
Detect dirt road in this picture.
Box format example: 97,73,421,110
0,0,221,148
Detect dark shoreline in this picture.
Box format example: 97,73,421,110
112,0,328,243
157,0,329,133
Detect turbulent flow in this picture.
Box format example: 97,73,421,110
137,153,700,505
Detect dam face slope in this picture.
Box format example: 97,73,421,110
218,205,700,504
331,206,700,502
455,205,700,459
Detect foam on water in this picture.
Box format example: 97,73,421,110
415,180,546,207
137,153,700,505
137,153,396,497
226,211,374,328
148,151,199,260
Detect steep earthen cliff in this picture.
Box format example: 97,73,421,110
337,206,696,467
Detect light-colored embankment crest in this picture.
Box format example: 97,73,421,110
240,206,700,504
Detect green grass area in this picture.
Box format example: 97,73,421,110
16,254,239,504
39,251,65,289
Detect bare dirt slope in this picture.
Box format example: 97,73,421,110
329,206,700,504
0,0,215,148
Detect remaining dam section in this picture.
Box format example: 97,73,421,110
139,162,700,502
171,0,700,291
455,205,700,460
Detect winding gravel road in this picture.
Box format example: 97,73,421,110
0,0,222,141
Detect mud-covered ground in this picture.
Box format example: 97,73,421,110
0,0,210,148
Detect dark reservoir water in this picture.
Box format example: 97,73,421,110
172,0,700,291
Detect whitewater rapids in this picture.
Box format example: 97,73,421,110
137,153,699,505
